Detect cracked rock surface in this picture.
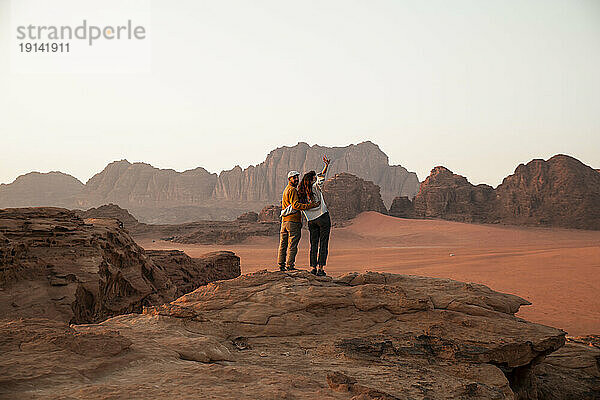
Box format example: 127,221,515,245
1,270,568,399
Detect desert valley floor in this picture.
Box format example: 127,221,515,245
140,212,600,336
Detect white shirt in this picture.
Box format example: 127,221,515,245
302,175,328,221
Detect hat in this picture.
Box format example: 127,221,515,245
287,170,300,179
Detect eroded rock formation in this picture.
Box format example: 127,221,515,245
258,204,281,222
236,211,259,222
403,155,600,230
0,270,570,399
412,166,497,223
75,203,279,245
0,207,240,324
495,155,600,229
323,173,388,221
146,250,240,298
534,335,600,399
76,203,142,231
388,196,415,218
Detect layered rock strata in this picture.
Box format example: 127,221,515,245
0,270,570,399
0,207,240,324
393,155,600,230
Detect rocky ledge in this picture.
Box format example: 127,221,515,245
2,270,592,399
0,207,240,324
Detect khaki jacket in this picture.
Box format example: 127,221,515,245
281,183,317,223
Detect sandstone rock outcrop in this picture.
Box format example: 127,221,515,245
146,250,240,298
388,196,415,218
495,154,600,229
82,160,217,207
258,204,281,222
75,203,142,231
0,207,240,324
409,155,600,229
0,270,568,399
74,203,279,245
534,335,600,399
0,142,419,223
0,171,84,208
158,219,280,245
323,173,388,221
412,166,497,223
236,211,259,222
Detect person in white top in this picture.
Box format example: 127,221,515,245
298,156,331,276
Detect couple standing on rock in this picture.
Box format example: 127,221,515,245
277,156,332,276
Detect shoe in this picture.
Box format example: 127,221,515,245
310,268,317,275
316,269,326,277
286,266,297,271
279,265,286,272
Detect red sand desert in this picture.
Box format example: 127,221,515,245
140,212,600,336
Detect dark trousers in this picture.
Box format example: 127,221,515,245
308,212,331,267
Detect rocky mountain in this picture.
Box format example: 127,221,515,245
0,171,84,208
0,207,240,324
214,141,419,206
3,270,597,399
390,155,600,230
0,142,419,223
412,166,497,223
322,172,388,221
81,160,217,207
495,154,600,229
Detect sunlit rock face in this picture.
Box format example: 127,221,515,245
0,207,240,324
0,270,572,399
410,155,600,230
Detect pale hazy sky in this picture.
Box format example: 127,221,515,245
1,0,599,187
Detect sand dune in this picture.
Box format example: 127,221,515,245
139,212,600,335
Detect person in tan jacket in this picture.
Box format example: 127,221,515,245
277,170,320,271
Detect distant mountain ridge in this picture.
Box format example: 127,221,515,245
0,171,84,208
0,141,420,223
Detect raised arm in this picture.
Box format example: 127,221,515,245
318,155,330,177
